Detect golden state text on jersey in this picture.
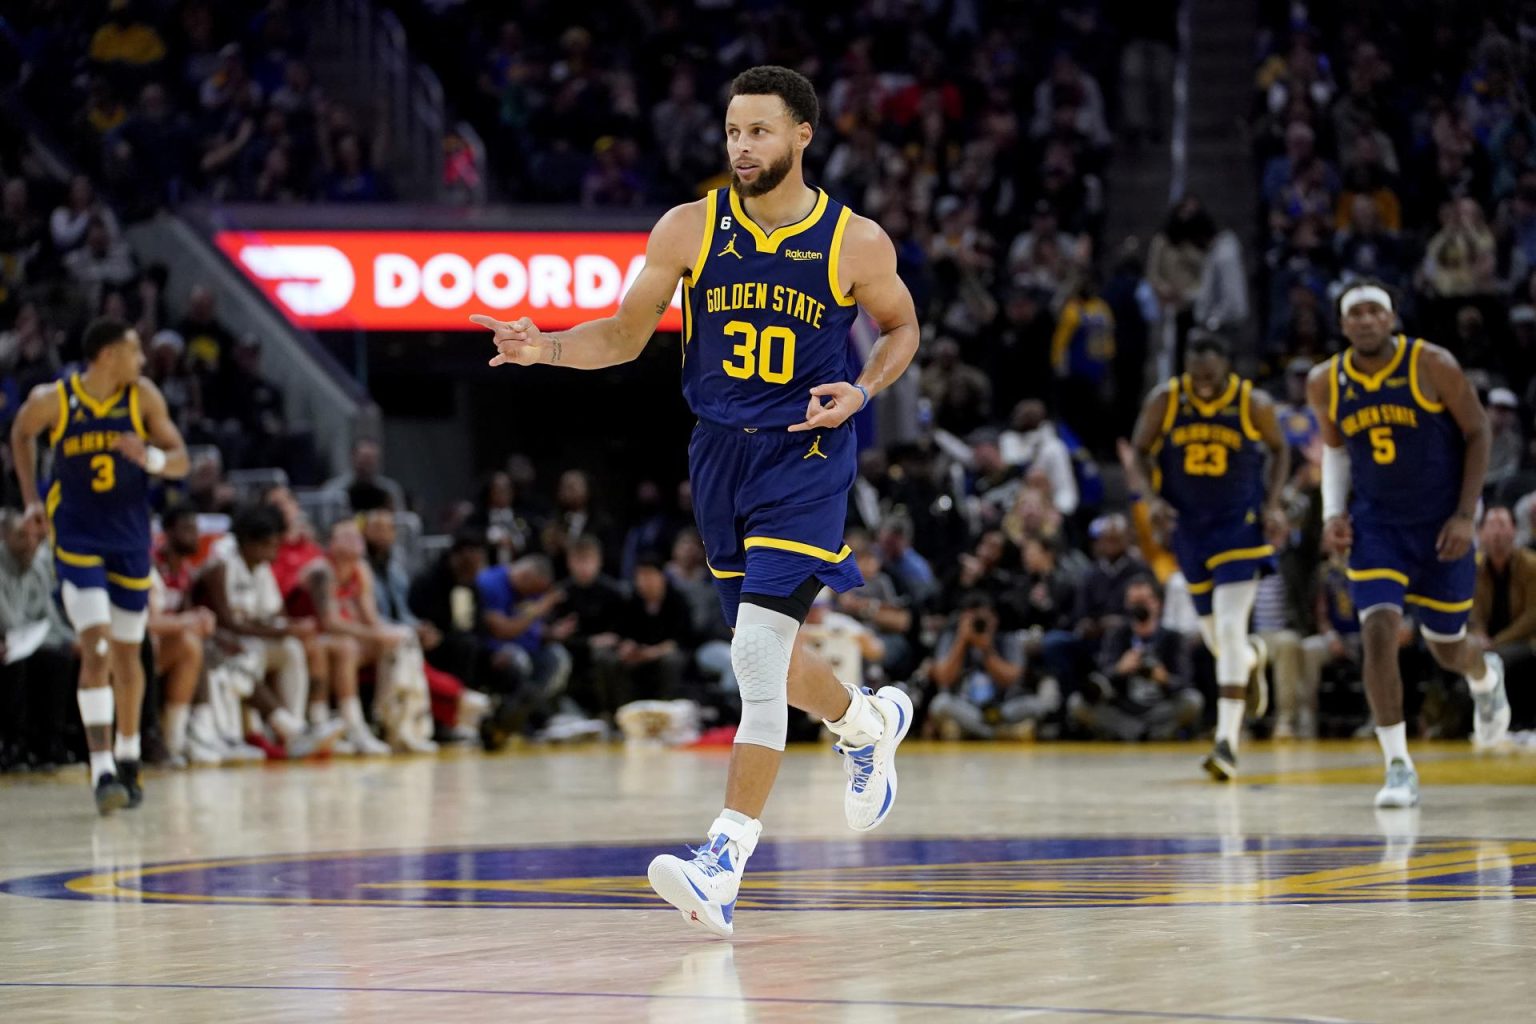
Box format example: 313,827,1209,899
1329,336,1463,526
47,372,152,553
1152,373,1268,521
681,187,859,429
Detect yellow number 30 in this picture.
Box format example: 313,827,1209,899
721,320,796,384
90,454,115,492
1368,426,1395,464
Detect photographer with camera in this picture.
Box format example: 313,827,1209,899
927,593,1058,740
1067,575,1203,741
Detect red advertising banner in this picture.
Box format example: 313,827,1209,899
213,230,680,331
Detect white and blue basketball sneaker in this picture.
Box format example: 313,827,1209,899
648,815,761,939
836,685,914,832
1374,758,1420,809
1472,652,1511,750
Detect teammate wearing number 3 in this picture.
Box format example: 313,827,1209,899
471,66,920,937
1307,279,1510,808
1129,331,1289,783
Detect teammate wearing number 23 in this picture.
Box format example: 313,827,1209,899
471,67,921,939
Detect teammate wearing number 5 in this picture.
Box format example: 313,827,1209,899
1307,279,1509,809
470,66,919,937
10,316,190,815
1128,330,1289,782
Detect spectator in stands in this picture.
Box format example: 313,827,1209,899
877,513,938,607
927,593,1045,741
0,508,77,771
999,400,1079,517
555,534,626,715
1486,389,1524,499
1006,533,1081,634
323,438,406,513
1471,506,1536,729
1147,198,1211,351
410,528,509,701
1117,0,1177,145
63,217,136,312
1052,274,1116,451
322,132,388,202
477,554,571,718
176,285,235,386
1300,550,1363,738
0,303,63,397
89,0,167,77
197,504,342,758
666,528,734,694
593,555,694,713
921,337,992,436
1335,193,1408,289
545,469,613,564
1421,198,1498,300
108,82,192,212
835,536,914,679
1069,576,1202,740
989,288,1056,414
146,329,203,439
149,506,223,767
50,175,120,256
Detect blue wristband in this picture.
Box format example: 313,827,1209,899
854,383,870,410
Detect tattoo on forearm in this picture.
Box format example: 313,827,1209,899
655,302,667,315
549,335,563,364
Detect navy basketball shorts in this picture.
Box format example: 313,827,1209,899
1170,509,1275,617
689,418,864,626
53,541,152,613
1347,519,1475,638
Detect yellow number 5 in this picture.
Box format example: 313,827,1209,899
90,454,115,492
1368,426,1395,464
1183,443,1229,477
720,320,796,384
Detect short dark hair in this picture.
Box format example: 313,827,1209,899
82,316,131,363
730,65,819,131
1186,330,1230,360
231,503,284,545
161,505,198,532
449,526,486,554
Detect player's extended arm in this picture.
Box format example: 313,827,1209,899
112,379,190,478
9,384,64,514
1125,385,1172,501
470,202,701,369
1308,361,1353,551
789,217,919,433
1249,389,1292,514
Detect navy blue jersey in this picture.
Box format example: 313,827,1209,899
1329,336,1463,526
1153,373,1268,521
47,373,151,555
682,186,860,429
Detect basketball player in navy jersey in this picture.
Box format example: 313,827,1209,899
1308,280,1510,807
10,317,189,814
1128,331,1289,781
472,66,920,936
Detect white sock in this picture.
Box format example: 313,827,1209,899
309,701,330,726
1467,655,1494,692
164,704,190,755
89,749,116,780
1216,698,1245,751
339,696,369,731
271,707,304,742
114,733,141,763
1375,721,1413,770
826,687,885,747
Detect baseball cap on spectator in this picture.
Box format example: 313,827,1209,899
1487,387,1519,410
151,329,185,355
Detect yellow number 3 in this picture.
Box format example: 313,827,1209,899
90,454,115,492
1368,426,1395,464
721,320,796,384
1183,443,1229,477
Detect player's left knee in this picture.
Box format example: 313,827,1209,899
108,606,148,644
731,601,798,751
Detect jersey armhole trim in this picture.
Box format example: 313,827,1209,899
48,381,68,446
1409,339,1445,413
129,383,148,439
827,206,856,306
685,190,718,287
1239,380,1263,441
1159,377,1180,434
1327,356,1340,424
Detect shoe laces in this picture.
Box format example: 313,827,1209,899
835,742,876,794
686,836,734,877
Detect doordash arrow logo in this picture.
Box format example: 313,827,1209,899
236,244,356,317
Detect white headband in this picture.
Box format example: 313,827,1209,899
1340,284,1394,317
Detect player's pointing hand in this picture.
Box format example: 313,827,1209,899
471,314,548,367
788,382,867,433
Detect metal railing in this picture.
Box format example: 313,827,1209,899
315,0,449,201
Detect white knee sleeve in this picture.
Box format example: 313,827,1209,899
1213,580,1259,685
731,603,797,751
108,606,148,643
61,582,111,634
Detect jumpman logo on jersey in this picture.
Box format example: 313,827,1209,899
803,435,827,460
717,234,743,259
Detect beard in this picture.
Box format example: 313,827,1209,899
731,148,794,197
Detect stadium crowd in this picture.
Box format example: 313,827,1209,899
3,0,1536,772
